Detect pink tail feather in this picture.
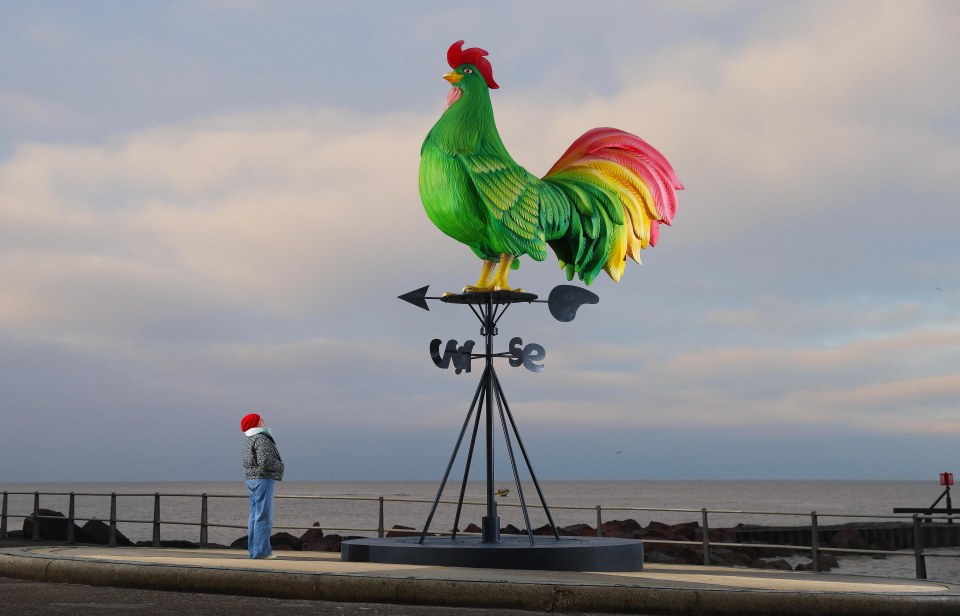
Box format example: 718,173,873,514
546,127,683,226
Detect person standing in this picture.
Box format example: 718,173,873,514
241,413,284,559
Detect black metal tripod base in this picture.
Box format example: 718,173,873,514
342,536,644,572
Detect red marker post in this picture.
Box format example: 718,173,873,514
941,472,954,486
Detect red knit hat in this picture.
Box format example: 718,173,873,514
240,413,261,432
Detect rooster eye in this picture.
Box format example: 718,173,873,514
464,68,473,74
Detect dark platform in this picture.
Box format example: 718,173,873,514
440,290,538,305
340,536,644,572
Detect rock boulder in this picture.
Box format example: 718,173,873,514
81,519,134,546
300,523,324,548
22,509,95,543
600,519,642,538
269,532,303,551
830,527,868,550
303,534,365,552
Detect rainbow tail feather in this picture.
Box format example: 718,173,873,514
542,127,683,284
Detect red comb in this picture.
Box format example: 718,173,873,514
447,40,499,89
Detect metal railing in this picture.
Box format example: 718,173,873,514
583,503,960,579
2,490,958,580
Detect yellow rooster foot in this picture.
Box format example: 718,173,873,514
486,254,522,292
455,257,523,293
459,259,498,294
456,284,524,294
461,284,494,294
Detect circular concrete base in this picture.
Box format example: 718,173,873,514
341,535,643,571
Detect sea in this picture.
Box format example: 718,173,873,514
3,480,958,583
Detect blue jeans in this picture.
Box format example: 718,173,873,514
246,478,275,558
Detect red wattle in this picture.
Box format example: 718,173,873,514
444,87,462,112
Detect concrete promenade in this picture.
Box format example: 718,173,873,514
2,545,960,615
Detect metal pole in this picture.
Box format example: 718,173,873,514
811,511,821,572
199,494,208,548
913,514,927,579
492,373,560,540
494,375,534,545
596,506,602,537
378,497,385,539
482,297,499,543
67,493,76,544
452,396,484,540
701,508,711,566
947,486,954,525
31,492,40,540
1,492,8,540
152,493,161,547
419,366,487,543
109,493,117,546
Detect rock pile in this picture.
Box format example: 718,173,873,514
229,523,365,552
371,519,838,571
495,518,841,572
21,510,134,546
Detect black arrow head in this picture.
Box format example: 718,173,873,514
548,285,599,322
399,285,431,311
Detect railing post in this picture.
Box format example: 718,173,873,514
152,493,161,547
32,492,40,540
1,492,8,539
810,511,821,572
596,505,602,537
109,493,117,546
66,493,76,544
378,497,385,539
913,514,927,579
701,508,711,566
947,488,953,524
199,494,208,548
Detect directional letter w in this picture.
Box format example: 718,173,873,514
430,339,475,374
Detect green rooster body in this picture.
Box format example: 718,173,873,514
419,41,683,291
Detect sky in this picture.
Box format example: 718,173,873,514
1,0,958,482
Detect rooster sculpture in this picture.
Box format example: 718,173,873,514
419,41,684,292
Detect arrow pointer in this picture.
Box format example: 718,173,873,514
398,285,444,311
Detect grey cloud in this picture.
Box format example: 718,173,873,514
1,0,958,481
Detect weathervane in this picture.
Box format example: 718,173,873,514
398,285,598,545
342,37,678,571
400,284,598,374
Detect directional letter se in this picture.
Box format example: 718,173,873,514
508,337,545,373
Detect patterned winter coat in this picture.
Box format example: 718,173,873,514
242,432,285,481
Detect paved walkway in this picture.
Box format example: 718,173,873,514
2,545,960,615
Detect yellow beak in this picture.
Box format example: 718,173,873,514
443,71,462,84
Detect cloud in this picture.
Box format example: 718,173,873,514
696,298,936,342
0,91,87,132
504,323,960,434
493,0,959,247
1,1,958,483
1,0,955,340
0,108,443,336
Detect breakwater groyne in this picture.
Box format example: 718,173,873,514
732,521,960,550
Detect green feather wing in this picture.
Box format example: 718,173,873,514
461,154,549,261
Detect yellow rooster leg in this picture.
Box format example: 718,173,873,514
492,254,523,292
462,259,497,293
